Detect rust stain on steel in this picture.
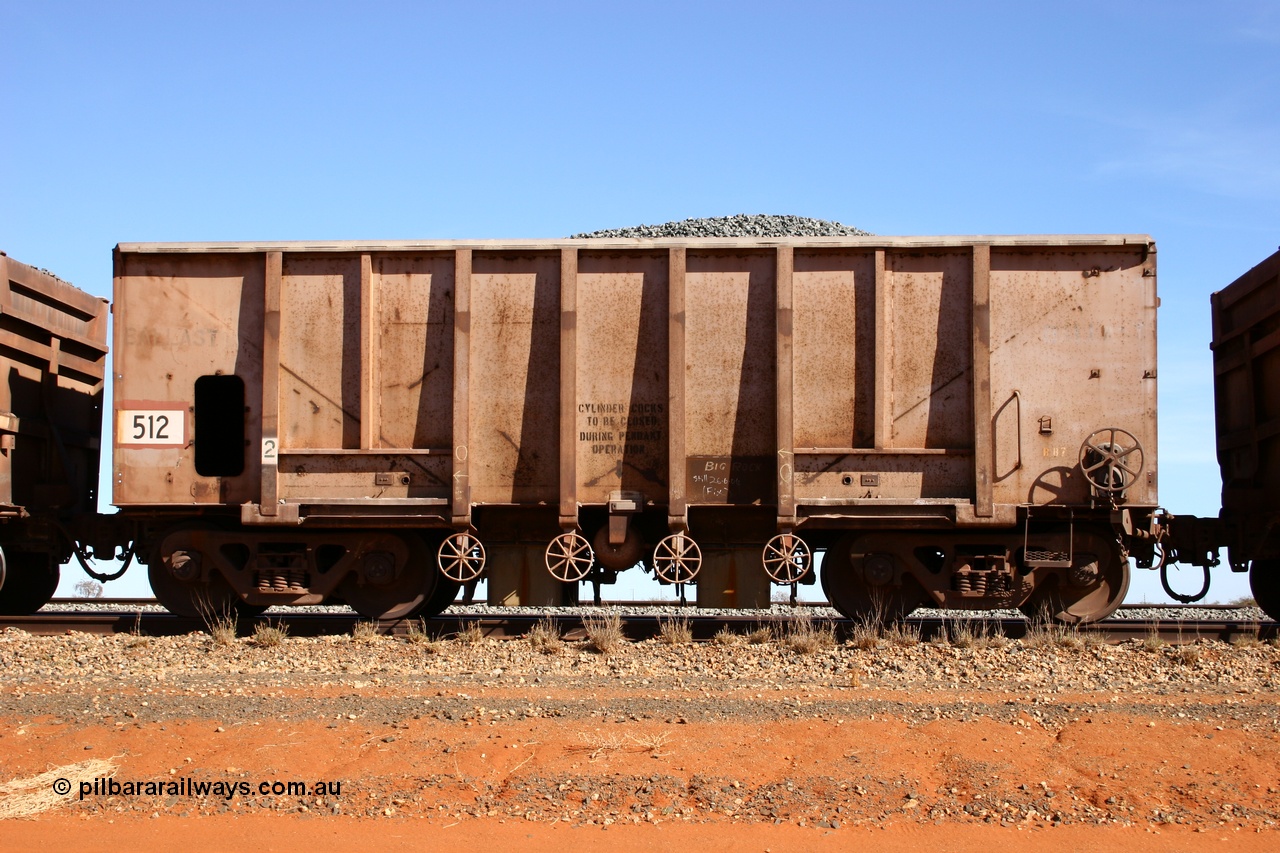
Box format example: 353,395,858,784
1212,248,1280,528
0,254,107,514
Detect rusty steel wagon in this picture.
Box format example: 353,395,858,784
0,252,109,614
109,235,1159,623
1205,249,1280,617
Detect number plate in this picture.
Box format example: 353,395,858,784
116,407,186,447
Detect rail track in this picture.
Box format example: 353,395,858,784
5,600,1275,643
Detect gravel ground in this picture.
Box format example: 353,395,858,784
570,214,871,239
3,624,1279,831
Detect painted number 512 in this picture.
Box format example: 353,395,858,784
132,414,169,441
117,409,185,446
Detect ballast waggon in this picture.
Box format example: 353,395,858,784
108,236,1159,624
1,233,1275,625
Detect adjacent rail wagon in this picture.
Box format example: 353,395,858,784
0,252,109,614
1210,249,1280,616
111,237,1159,623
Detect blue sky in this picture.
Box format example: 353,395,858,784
3,1,1277,602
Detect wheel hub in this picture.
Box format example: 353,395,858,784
863,554,895,586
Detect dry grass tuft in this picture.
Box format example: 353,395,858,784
404,619,444,652
848,621,881,650
528,618,564,654
583,611,626,654
783,612,836,654
883,621,922,647
456,621,485,644
251,620,288,648
1141,629,1166,652
0,758,119,818
945,618,977,649
195,595,239,647
712,626,742,646
1173,643,1202,666
208,614,238,646
568,731,674,761
351,621,381,644
746,623,776,645
1023,617,1076,649
1231,625,1263,648
658,616,693,645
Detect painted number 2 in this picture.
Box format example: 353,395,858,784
262,438,278,461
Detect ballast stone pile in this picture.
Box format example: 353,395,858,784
571,214,871,239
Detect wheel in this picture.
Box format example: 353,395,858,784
1249,559,1280,622
820,535,922,622
147,524,258,619
148,555,241,619
340,533,438,621
438,532,486,583
1079,427,1144,494
420,575,461,618
763,534,812,584
0,551,60,615
652,534,702,584
545,532,593,582
1017,528,1129,625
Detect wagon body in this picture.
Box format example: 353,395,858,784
113,237,1157,617
0,252,109,612
1211,250,1280,606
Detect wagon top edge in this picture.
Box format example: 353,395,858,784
115,234,1156,254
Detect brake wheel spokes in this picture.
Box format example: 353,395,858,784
438,532,486,583
545,532,594,582
653,534,702,584
1079,427,1144,493
763,534,811,584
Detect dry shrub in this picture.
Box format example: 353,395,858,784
528,618,564,654
1173,643,1202,666
251,620,288,648
405,619,444,653
849,622,881,650
208,614,237,647
404,618,432,644
783,612,836,654
712,626,742,646
946,618,977,649
195,594,239,646
456,621,484,644
583,611,626,654
746,624,775,645
568,731,673,761
658,616,693,645
883,621,921,647
1231,625,1262,648
0,759,118,818
351,621,381,644
1023,615,1071,649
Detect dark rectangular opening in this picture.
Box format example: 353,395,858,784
194,374,245,477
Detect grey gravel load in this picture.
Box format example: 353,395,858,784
571,214,871,240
